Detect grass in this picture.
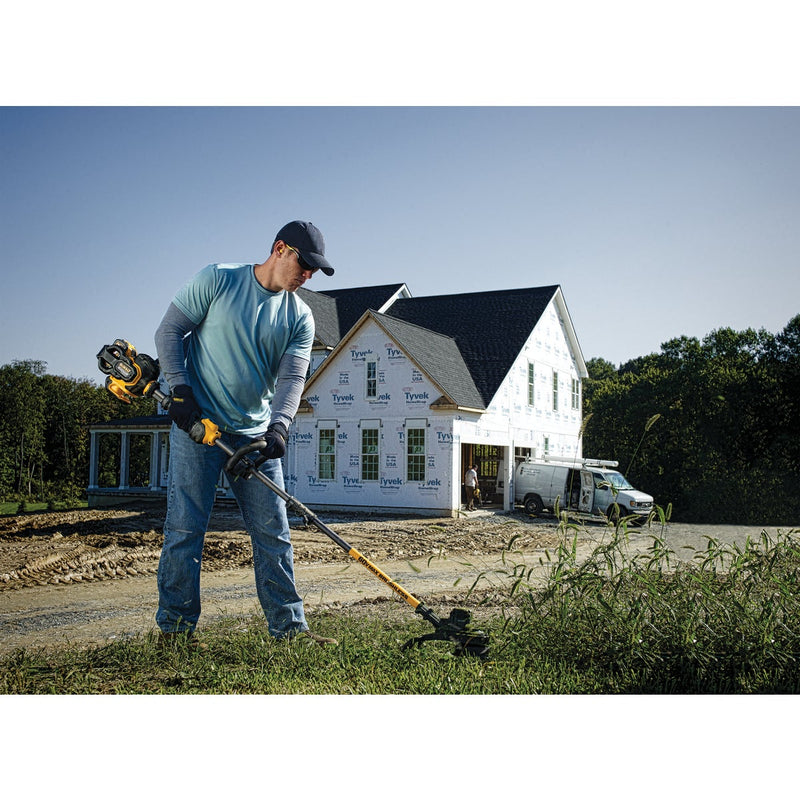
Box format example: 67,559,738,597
3,513,799,694
1,616,499,695
1,499,88,515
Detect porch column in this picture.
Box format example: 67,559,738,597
159,432,170,487
88,431,99,489
149,431,161,490
119,432,130,489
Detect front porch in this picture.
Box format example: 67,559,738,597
87,415,170,507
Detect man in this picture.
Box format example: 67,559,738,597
464,464,479,511
154,220,337,647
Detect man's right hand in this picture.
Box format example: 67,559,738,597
168,385,202,432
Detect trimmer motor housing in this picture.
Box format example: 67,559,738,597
97,339,161,403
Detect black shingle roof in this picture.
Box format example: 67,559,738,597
384,286,560,407
296,289,340,347
301,283,562,410
298,284,407,347
316,284,407,334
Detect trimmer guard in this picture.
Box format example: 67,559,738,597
402,608,490,659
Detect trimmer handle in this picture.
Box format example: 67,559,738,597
151,386,220,446
189,418,221,446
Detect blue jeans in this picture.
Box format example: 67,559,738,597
156,424,308,638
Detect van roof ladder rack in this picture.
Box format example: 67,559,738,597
533,455,620,469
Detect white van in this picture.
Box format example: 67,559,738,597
509,457,654,522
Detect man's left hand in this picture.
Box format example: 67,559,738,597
259,422,288,460
226,423,289,480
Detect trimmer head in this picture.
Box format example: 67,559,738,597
402,608,490,659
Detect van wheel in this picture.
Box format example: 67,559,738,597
606,505,629,524
524,495,544,515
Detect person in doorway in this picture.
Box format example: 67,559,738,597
464,464,479,511
153,220,338,648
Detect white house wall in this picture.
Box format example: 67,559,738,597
309,349,330,375
288,318,457,515
452,297,583,457
287,296,584,516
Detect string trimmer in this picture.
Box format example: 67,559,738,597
96,338,490,658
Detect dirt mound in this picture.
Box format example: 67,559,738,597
0,506,558,593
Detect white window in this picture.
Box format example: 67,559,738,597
360,421,380,481
406,419,426,482
318,421,336,480
552,371,559,411
571,378,581,410
527,363,535,406
365,359,378,398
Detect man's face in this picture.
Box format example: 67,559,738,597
276,242,315,292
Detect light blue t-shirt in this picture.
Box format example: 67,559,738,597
172,263,314,434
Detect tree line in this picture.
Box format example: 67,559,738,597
0,360,156,504
583,315,800,525
2,315,798,523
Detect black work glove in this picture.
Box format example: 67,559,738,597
258,422,288,461
168,385,201,433
228,423,288,480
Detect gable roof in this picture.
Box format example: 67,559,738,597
384,285,566,407
302,309,486,410
373,313,485,410
299,283,587,410
298,283,409,348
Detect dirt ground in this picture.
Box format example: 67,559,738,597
1,504,795,655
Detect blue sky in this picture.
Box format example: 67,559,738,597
2,106,798,382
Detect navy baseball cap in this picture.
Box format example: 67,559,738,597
274,220,335,276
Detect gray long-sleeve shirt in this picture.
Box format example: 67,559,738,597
154,302,308,432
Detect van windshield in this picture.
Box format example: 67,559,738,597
597,471,634,490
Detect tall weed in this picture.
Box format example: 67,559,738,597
499,513,800,692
